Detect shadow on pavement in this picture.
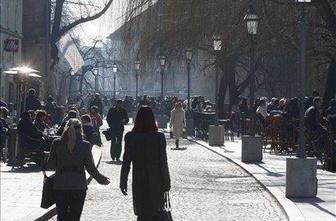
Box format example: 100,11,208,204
1,164,41,173
254,162,285,177
105,160,123,165
171,147,187,151
289,197,336,218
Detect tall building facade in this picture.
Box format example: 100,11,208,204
0,0,23,102
22,0,51,97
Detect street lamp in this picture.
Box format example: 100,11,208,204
93,69,98,93
213,35,222,115
185,48,192,112
285,0,316,199
159,55,166,100
112,64,117,100
296,0,311,158
244,5,259,103
134,59,140,100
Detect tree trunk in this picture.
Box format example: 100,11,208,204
322,55,336,110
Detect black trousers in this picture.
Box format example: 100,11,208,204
55,190,87,221
110,130,124,160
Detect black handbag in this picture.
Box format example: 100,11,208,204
102,128,112,141
41,170,56,209
159,192,173,221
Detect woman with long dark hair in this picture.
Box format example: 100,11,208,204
120,106,171,221
47,119,110,221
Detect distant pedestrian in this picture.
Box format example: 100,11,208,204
89,93,103,115
81,114,94,145
120,106,171,221
169,102,186,149
25,88,42,111
106,100,129,162
89,106,103,146
47,119,110,221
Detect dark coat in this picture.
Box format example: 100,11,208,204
106,107,129,132
120,131,170,216
47,138,105,190
25,95,42,111
89,98,103,114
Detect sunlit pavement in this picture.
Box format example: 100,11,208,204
72,123,287,221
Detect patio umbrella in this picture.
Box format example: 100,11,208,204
9,66,40,73
3,67,41,78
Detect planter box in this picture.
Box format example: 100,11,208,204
208,125,225,146
286,157,317,198
241,135,263,163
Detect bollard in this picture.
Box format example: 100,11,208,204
208,125,225,146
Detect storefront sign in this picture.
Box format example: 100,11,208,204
4,39,19,52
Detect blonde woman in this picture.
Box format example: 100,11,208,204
169,102,186,149
47,119,110,221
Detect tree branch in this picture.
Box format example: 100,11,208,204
56,0,114,41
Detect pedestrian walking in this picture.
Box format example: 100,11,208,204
47,119,110,221
120,106,171,221
89,106,103,146
106,100,129,162
169,102,186,149
89,93,103,115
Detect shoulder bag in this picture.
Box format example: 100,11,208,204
40,162,56,209
159,192,173,221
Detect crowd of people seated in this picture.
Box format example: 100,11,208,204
235,91,336,171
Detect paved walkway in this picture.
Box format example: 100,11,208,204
0,145,102,221
66,125,287,221
191,137,336,221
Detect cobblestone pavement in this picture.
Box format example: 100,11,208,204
51,125,287,221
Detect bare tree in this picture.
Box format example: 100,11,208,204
48,0,114,96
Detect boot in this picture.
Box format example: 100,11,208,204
175,139,179,149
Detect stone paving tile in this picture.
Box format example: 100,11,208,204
195,138,336,221
68,125,287,221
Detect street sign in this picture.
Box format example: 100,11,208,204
4,39,19,52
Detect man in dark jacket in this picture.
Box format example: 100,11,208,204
25,88,42,111
305,97,327,152
89,93,103,115
106,100,129,161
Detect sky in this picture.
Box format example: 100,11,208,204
72,0,127,45
72,0,158,46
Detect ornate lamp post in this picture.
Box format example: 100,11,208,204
244,6,259,104
134,59,140,100
286,0,316,198
112,64,117,100
185,48,193,112
296,0,311,158
213,35,222,114
159,55,166,100
93,69,99,93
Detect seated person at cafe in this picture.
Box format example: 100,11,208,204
305,97,327,146
33,110,48,132
0,107,9,130
18,111,44,153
